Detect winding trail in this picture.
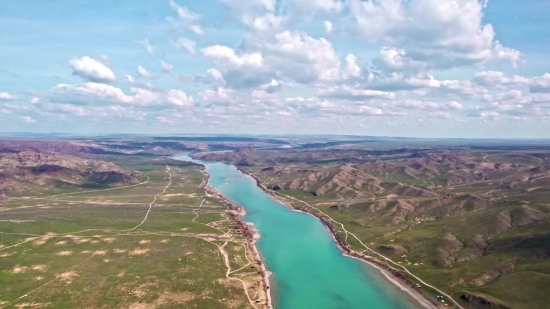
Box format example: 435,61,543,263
3,167,169,304
191,197,262,308
128,166,171,231
0,168,171,251
229,242,253,275
0,236,42,251
189,199,259,309
276,191,465,309
217,240,258,309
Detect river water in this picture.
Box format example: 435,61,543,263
174,154,423,309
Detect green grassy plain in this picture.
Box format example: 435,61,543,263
1,155,266,309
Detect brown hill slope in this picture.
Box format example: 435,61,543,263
0,150,141,196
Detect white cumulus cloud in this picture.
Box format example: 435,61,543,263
203,45,263,67
137,65,157,79
349,0,521,72
137,39,157,54
207,68,226,85
49,82,193,107
0,92,15,101
318,85,396,100
161,60,174,73
473,71,530,88
447,101,463,110
166,90,194,106
167,0,203,34
51,83,133,105
172,38,196,54
531,73,550,93
205,35,330,89
344,54,361,78
202,31,345,89
323,20,334,33
20,116,36,123
69,56,116,83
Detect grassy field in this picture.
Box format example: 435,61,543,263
0,155,267,309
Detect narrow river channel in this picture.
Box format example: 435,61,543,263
175,154,425,309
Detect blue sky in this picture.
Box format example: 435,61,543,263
1,0,550,138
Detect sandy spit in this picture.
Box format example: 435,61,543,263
191,161,273,309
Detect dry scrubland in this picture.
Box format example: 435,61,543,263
195,147,550,309
1,154,267,309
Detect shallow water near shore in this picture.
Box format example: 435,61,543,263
175,154,424,309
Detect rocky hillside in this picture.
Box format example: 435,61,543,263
223,147,550,309
261,164,436,199
0,150,141,197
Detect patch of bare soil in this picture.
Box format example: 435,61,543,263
31,265,47,272
55,271,79,284
129,248,150,256
138,240,151,245
56,251,72,256
12,266,29,274
122,282,158,299
33,237,51,246
72,237,91,244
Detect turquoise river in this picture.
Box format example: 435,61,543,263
175,154,425,309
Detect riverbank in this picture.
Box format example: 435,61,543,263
197,165,273,309
237,167,440,309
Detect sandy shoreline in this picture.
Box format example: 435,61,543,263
236,167,440,309
196,164,273,309
247,222,274,309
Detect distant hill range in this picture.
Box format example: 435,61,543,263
0,141,141,198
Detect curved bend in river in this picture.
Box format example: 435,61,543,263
175,154,427,309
